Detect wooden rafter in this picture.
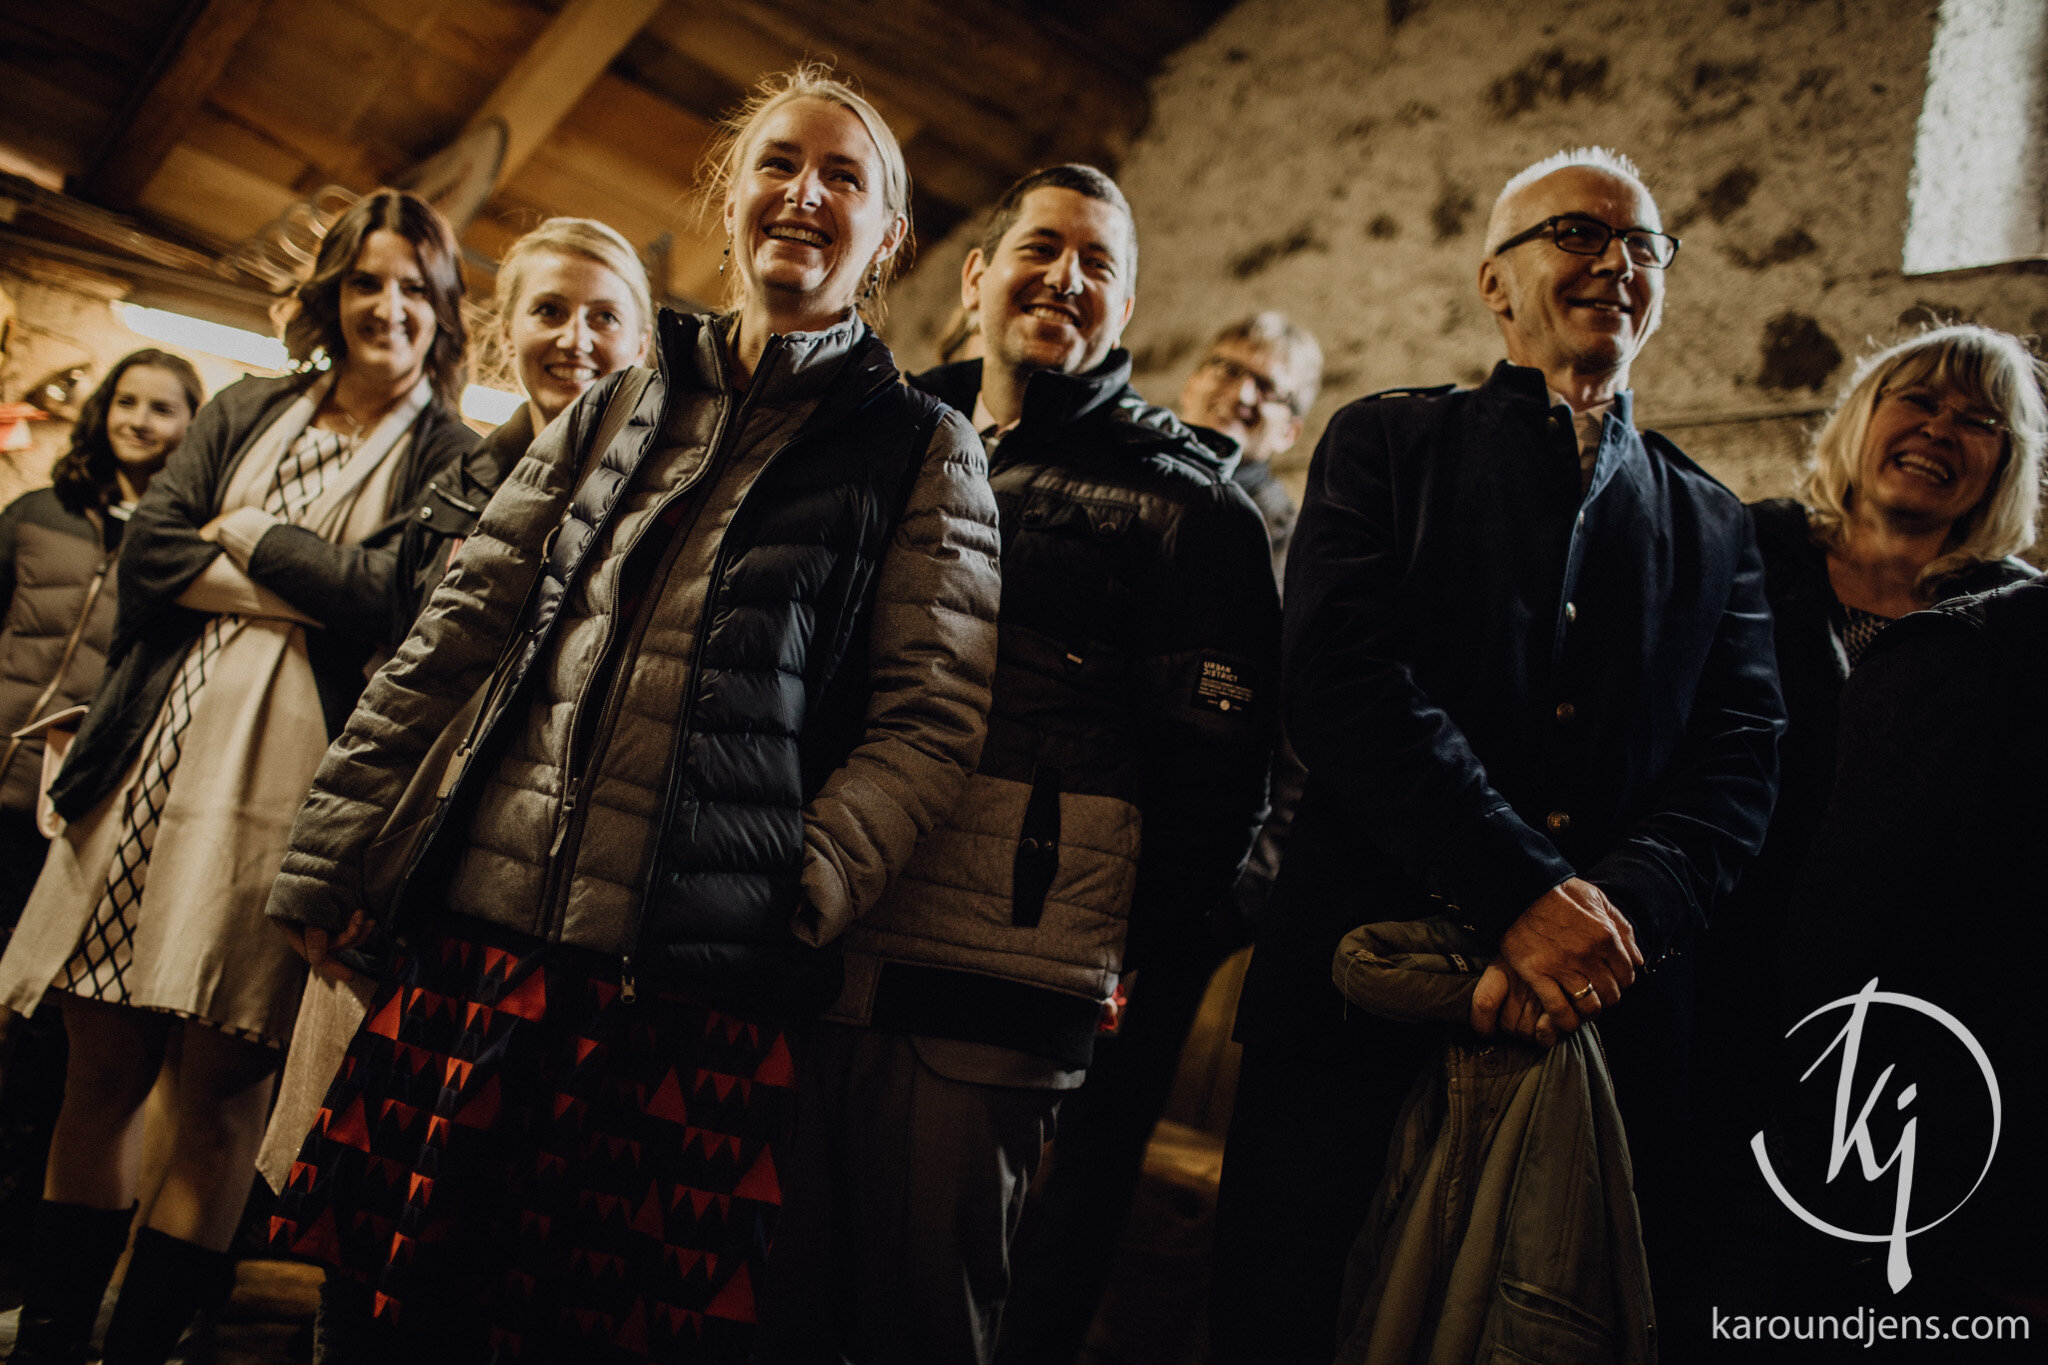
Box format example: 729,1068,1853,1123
468,0,666,185
82,0,270,210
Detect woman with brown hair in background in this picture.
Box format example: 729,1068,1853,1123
0,189,476,1365
262,66,999,1363
0,349,202,1290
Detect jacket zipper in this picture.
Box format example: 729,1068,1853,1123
540,333,786,970
616,333,840,981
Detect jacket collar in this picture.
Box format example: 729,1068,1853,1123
1231,456,1276,494
1478,359,1637,432
658,308,866,400
654,307,896,434
912,351,1237,475
1478,360,1644,505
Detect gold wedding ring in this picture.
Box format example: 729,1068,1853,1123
1569,984,1596,1001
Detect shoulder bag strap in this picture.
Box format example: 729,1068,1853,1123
0,553,111,781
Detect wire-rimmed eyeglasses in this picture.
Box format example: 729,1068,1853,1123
1490,214,1682,269
1200,353,1303,416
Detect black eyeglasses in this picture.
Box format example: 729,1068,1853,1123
1201,353,1301,415
1490,214,1682,269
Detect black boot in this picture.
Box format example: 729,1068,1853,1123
5,1199,134,1365
311,1275,371,1365
98,1227,235,1365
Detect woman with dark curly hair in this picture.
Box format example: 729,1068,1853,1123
0,189,476,1365
0,350,201,941
0,351,201,1277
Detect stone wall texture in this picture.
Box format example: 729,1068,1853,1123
882,0,2048,508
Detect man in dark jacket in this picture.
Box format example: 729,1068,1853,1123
758,165,1279,1365
994,307,1322,1365
1212,147,1785,1362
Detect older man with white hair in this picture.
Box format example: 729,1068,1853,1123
1212,148,1785,1360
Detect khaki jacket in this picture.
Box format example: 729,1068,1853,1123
1332,919,1656,1365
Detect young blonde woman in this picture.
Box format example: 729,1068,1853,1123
390,216,655,634
252,214,657,1353
264,67,1000,1363
0,189,476,1365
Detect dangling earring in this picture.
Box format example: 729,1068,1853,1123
860,263,882,304
719,242,730,278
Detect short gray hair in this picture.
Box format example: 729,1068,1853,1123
1208,311,1325,413
1487,146,1650,252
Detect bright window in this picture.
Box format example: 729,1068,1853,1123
1904,0,2048,274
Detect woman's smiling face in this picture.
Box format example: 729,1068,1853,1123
1855,379,2008,534
504,250,647,426
106,364,194,474
336,228,438,388
723,96,903,330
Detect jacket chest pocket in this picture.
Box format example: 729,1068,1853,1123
1008,490,1139,655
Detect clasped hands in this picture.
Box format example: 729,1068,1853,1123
279,908,371,984
1468,877,1642,1048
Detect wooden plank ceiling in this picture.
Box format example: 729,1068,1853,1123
0,0,1230,327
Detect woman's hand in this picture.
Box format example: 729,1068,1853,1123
195,513,231,544
279,909,370,983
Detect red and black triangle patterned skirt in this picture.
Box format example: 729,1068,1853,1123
267,919,799,1364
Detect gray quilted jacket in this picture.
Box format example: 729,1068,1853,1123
267,313,1001,1010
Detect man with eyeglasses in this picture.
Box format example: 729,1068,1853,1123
1213,147,1785,1361
1177,312,1325,582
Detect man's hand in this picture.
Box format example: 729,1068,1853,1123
278,909,370,984
1497,877,1642,1035
1470,962,1560,1048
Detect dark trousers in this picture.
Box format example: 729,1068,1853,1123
994,937,1226,1365
1210,1018,1434,1364
755,1025,1062,1365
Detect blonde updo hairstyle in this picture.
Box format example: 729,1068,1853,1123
494,217,655,351
700,63,913,326
1800,324,2047,592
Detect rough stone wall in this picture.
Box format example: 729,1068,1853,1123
884,0,2048,509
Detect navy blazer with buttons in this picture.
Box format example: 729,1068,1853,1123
1238,360,1785,1038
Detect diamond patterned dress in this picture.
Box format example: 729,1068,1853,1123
54,427,355,1039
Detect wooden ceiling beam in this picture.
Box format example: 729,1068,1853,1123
467,0,666,184
738,0,1150,163
80,0,269,211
